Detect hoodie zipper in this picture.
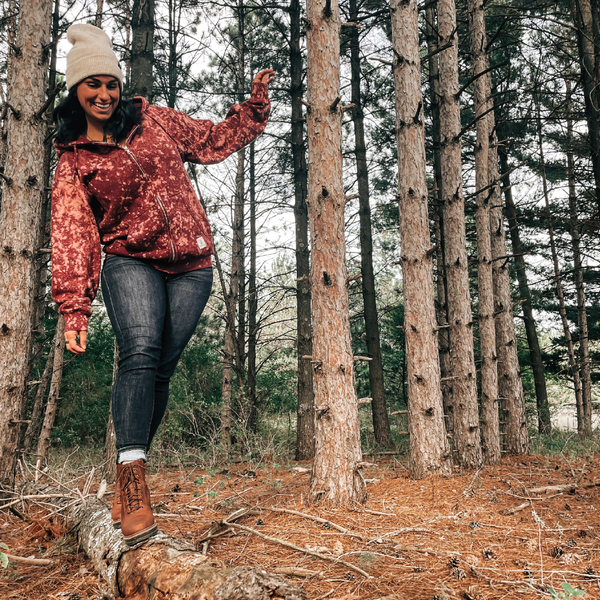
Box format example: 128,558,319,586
155,194,177,262
76,132,178,262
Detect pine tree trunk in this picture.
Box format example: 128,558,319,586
437,0,482,468
130,0,155,99
220,322,235,453
499,145,551,434
349,0,391,448
390,0,451,478
0,0,17,178
247,144,258,432
36,316,65,467
489,110,528,455
32,0,60,345
290,0,314,461
537,90,583,434
23,329,57,453
425,4,453,440
166,0,177,108
103,341,119,483
570,0,600,213
306,0,365,504
0,0,53,485
95,0,104,26
564,96,593,436
467,0,501,465
234,0,247,396
498,96,550,434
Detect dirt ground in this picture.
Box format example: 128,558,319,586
1,453,599,600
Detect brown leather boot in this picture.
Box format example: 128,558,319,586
119,459,158,546
111,463,124,528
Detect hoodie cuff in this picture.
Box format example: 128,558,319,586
251,81,269,102
63,311,89,333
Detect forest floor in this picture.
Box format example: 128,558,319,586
0,451,599,600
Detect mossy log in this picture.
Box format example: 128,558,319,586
67,499,302,600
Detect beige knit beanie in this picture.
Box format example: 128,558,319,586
66,24,123,90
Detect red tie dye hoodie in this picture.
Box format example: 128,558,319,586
51,82,270,333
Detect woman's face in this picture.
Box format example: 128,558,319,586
76,75,120,131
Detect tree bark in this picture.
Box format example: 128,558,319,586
536,88,583,434
306,0,365,504
66,499,301,600
35,316,65,467
0,0,17,178
564,93,593,436
390,0,452,479
130,0,155,100
489,108,528,455
95,0,104,27
0,0,53,485
570,0,600,214
349,0,391,448
221,2,247,450
290,0,315,461
437,0,482,468
499,149,551,434
103,340,119,483
247,143,258,431
424,4,453,441
23,330,57,453
466,0,501,465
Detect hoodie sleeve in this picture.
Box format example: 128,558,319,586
147,82,270,164
51,152,102,332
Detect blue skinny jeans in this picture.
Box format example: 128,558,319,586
101,256,213,463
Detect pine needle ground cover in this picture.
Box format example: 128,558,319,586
0,454,599,599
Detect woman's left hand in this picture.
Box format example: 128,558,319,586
252,69,275,88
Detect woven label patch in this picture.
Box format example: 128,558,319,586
197,236,207,250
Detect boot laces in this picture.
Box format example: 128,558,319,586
122,464,144,513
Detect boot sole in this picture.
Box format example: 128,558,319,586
112,520,121,529
123,523,158,547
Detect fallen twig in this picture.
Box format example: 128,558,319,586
274,567,320,578
4,553,52,566
221,519,372,579
363,508,396,516
525,481,600,495
262,506,363,539
0,494,70,511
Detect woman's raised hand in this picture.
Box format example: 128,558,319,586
65,330,87,354
252,69,275,87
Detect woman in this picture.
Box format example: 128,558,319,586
51,23,273,546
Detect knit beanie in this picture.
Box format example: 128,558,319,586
66,24,123,90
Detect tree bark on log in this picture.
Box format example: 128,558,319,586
66,499,302,600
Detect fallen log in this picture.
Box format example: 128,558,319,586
524,481,600,495
67,499,303,600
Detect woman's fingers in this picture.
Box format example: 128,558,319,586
65,330,87,354
253,69,275,86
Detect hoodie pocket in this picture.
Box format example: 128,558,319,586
124,201,167,251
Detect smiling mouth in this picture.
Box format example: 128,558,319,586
93,102,113,110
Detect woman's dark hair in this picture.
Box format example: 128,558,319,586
52,84,142,144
